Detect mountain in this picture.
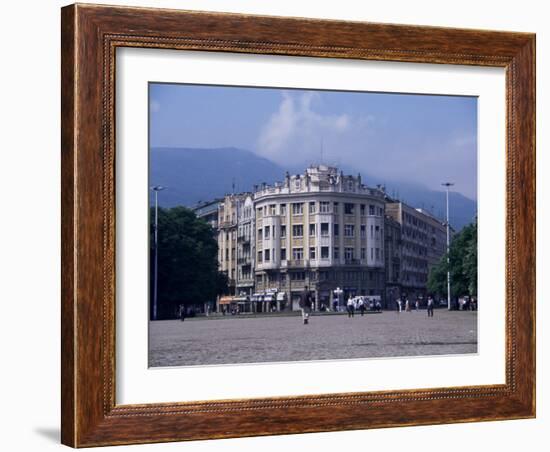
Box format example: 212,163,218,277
150,147,477,230
149,147,285,207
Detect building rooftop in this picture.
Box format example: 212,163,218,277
254,165,385,199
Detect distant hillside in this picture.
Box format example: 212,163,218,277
150,147,477,230
150,147,285,207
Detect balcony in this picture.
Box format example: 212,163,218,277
286,260,309,269
219,220,236,229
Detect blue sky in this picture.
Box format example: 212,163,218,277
149,83,478,200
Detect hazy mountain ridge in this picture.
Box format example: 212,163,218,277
150,147,477,230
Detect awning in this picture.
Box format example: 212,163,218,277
233,296,250,303
219,296,234,305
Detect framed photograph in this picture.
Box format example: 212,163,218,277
61,3,535,447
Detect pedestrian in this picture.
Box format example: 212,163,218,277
415,299,420,311
427,296,434,317
358,297,365,316
300,285,313,325
396,298,402,313
347,296,355,318
405,298,410,312
178,304,186,322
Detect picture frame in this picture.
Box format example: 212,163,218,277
61,3,535,447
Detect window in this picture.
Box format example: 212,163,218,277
309,223,316,236
321,223,329,236
334,247,340,259
360,224,366,238
292,224,303,237
309,202,316,214
321,246,329,259
292,202,303,215
320,201,330,213
371,248,374,259
257,250,263,263
360,204,366,215
370,225,374,238
375,248,380,259
333,202,339,213
369,205,375,215
269,204,276,215
375,225,380,238
344,203,355,215
345,247,354,260
344,224,355,237
309,247,316,259
334,223,339,236
280,225,286,238
292,247,303,260
290,271,305,281
281,248,287,261
264,249,270,261
258,228,263,240
361,247,366,259
225,248,229,261
264,226,270,239
280,204,287,215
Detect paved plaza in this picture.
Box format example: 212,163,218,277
148,310,477,367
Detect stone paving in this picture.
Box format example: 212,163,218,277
148,309,477,367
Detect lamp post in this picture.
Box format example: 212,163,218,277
151,185,165,320
441,182,454,310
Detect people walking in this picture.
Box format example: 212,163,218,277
358,297,366,316
347,296,355,318
427,296,434,317
300,285,313,325
178,304,186,322
415,299,420,311
396,298,402,314
405,298,411,312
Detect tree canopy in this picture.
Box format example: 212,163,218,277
427,220,477,300
150,206,228,319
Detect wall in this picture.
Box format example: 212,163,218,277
0,1,546,451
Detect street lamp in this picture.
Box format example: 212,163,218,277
151,185,166,320
441,182,454,311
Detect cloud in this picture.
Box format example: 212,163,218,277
255,91,477,200
256,92,372,167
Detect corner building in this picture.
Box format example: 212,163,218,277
254,165,386,310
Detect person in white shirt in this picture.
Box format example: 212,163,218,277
347,296,355,318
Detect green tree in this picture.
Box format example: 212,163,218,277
150,206,228,319
427,220,477,301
